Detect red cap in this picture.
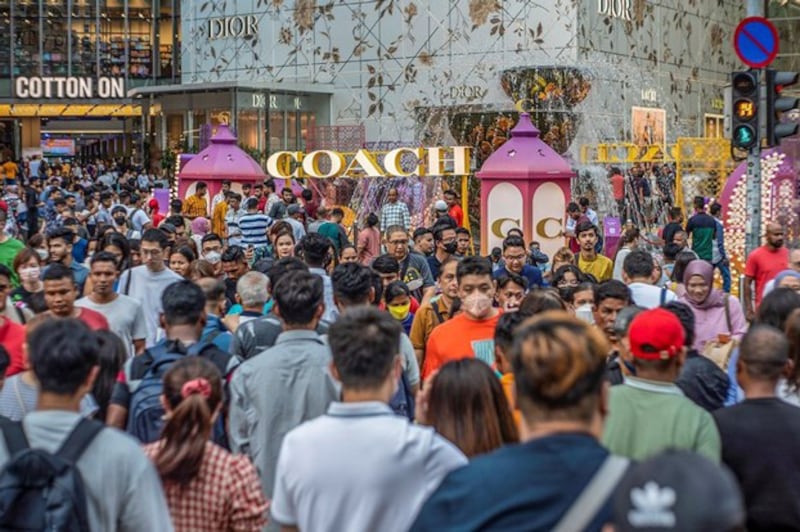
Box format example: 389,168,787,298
628,308,685,360
148,198,159,209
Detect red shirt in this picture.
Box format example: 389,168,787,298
611,173,625,200
448,204,464,227
257,196,267,212
0,317,26,376
152,212,165,228
77,307,110,331
745,245,789,307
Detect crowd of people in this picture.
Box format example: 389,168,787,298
0,158,797,531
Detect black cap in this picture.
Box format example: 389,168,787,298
613,450,744,532
491,247,502,257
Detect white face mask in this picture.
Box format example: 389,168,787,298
19,266,41,282
575,303,595,324
36,249,49,261
203,251,222,264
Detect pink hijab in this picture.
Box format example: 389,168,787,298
191,216,210,236
682,260,726,309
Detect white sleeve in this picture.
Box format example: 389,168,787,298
270,433,298,526
400,333,420,387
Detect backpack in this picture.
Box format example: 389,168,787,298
126,340,216,443
0,417,103,532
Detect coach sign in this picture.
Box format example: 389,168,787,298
15,77,125,99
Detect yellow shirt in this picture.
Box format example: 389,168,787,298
211,200,228,237
2,161,17,181
182,194,208,219
578,253,613,282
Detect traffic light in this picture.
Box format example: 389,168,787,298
765,69,800,147
730,71,760,151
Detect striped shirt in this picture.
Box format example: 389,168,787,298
239,213,272,248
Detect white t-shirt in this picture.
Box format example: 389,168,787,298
271,401,466,531
117,265,183,347
628,282,677,309
76,294,148,358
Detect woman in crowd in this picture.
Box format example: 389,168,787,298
679,260,747,352
188,259,217,282
93,330,128,423
11,247,42,308
520,288,569,315
552,264,584,293
339,244,359,264
495,273,527,312
773,269,800,293
612,227,640,281
144,357,268,532
27,234,48,262
169,246,197,279
384,280,415,334
273,230,296,259
669,250,696,296
417,358,518,458
544,247,575,283
190,217,210,250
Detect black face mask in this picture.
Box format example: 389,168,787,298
114,216,127,225
443,242,458,254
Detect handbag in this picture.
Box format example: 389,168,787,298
701,297,737,371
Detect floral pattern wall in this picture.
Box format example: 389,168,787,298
182,0,744,157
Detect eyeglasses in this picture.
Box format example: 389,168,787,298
389,239,409,246
504,254,527,262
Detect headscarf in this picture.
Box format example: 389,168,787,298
682,260,727,309
191,216,210,237
775,269,800,288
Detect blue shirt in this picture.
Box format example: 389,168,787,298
492,264,544,289
411,433,613,532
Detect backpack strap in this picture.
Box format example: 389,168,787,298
0,418,29,456
14,304,26,325
431,300,446,325
56,418,104,463
122,268,133,296
724,296,732,333
552,455,630,532
660,286,667,306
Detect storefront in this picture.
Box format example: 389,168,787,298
0,0,180,159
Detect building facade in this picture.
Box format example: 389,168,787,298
0,0,180,160
158,0,744,162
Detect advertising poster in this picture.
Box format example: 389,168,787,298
631,107,666,147
704,113,724,138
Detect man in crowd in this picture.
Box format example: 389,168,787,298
263,179,282,214
427,223,458,280
300,233,338,323
117,228,182,347
602,308,721,461
410,258,458,367
112,205,140,240
317,207,349,258
744,222,788,321
239,197,272,251
564,201,590,253
221,245,250,307
685,195,717,262
42,264,108,330
229,270,338,505
579,196,599,226
709,202,731,293
593,280,632,363
455,227,472,256
211,179,231,213
423,257,501,378
235,271,269,325
384,225,435,303
182,181,208,220
271,307,466,531
576,222,613,281
662,206,683,245
623,250,677,308
493,235,544,289
285,204,307,242
268,187,296,220
0,318,173,530
76,252,147,357
412,227,435,257
197,276,234,352
380,187,411,233
443,189,464,227
713,325,800,530
47,227,90,293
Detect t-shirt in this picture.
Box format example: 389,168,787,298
117,265,183,347
423,312,501,378
399,253,435,301
76,307,110,331
271,401,466,532
357,227,381,266
0,374,98,420
685,212,717,261
0,410,173,531
492,264,544,289
0,238,23,285
412,433,616,532
611,173,625,200
662,221,682,245
448,204,464,227
745,245,789,308
76,295,148,358
628,282,677,309
578,254,613,282
318,222,348,254
238,213,273,248
713,398,800,530
0,317,25,376
602,377,721,462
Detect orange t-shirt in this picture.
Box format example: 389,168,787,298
500,372,522,428
422,312,501,379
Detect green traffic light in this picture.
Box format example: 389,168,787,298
734,125,756,148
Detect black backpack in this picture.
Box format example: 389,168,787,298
0,417,103,532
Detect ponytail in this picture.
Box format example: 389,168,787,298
153,358,223,487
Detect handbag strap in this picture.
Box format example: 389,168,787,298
552,455,630,532
724,296,732,333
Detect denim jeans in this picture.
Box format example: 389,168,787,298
714,260,732,293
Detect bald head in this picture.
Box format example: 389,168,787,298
739,325,789,382
766,223,785,249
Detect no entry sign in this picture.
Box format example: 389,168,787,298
734,16,779,68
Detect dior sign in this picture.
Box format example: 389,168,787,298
598,0,633,21
207,15,258,41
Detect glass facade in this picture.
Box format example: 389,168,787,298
0,0,181,98
768,0,800,72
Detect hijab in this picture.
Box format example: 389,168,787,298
191,216,210,237
682,260,727,309
775,269,800,288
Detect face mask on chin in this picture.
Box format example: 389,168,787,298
36,249,49,261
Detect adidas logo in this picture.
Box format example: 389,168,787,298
627,481,677,527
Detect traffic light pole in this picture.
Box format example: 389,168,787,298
744,0,762,256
